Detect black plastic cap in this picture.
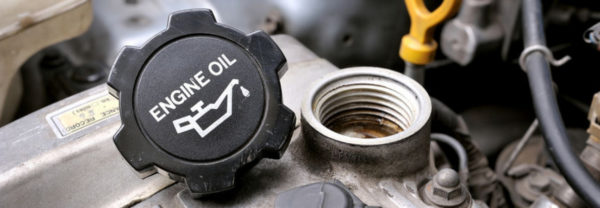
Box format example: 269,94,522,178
107,9,295,196
275,180,378,208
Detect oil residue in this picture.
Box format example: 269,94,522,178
326,114,403,138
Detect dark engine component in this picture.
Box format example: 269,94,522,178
107,9,295,197
275,180,377,208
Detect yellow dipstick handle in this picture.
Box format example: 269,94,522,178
400,0,461,65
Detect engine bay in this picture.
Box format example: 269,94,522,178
1,0,600,207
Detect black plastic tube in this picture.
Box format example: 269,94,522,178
431,133,469,181
522,0,600,206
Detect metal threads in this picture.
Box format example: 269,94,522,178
301,67,431,177
304,67,430,145
301,67,432,176
312,74,420,138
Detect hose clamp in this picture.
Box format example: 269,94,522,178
519,45,571,71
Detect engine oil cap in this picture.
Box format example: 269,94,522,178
107,9,295,196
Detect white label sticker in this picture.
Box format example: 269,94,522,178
47,94,119,138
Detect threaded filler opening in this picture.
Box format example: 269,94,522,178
312,75,420,139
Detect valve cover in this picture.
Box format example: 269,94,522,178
107,9,295,196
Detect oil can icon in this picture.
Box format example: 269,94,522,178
173,79,249,137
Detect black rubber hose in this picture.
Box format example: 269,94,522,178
431,133,469,180
522,0,600,207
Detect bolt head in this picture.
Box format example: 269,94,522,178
428,169,466,205
433,185,463,200
435,169,460,187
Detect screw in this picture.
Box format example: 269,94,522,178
436,168,460,187
423,169,469,207
433,169,463,200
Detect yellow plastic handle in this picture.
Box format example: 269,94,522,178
400,0,461,65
